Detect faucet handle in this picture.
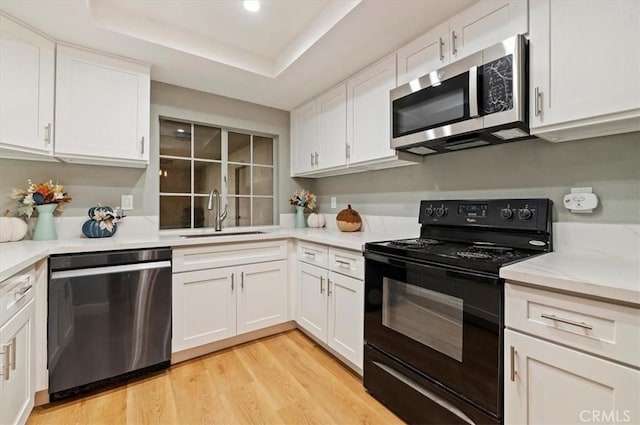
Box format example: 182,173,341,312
220,204,228,223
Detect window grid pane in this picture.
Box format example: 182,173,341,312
159,118,276,229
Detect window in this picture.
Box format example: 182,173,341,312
159,118,275,230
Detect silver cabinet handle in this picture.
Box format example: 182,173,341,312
327,279,332,296
314,152,319,166
9,337,16,371
303,251,316,258
335,259,351,268
510,345,516,382
14,284,33,302
451,30,458,55
541,313,593,330
320,276,324,294
534,87,542,117
345,143,350,160
468,65,479,118
438,37,444,61
140,136,145,155
310,153,314,167
0,344,9,381
44,123,52,144
231,273,234,291
241,271,244,290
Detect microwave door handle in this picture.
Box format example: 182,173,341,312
468,65,479,118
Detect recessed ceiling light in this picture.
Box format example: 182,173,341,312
177,128,185,133
243,0,260,13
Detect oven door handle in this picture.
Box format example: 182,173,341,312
364,251,498,283
373,361,477,425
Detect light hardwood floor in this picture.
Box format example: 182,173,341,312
28,330,404,425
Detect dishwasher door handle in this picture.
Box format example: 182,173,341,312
50,261,172,280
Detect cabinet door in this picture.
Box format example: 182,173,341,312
0,300,35,425
505,329,640,425
327,272,363,368
296,262,328,341
397,22,450,86
0,16,54,156
290,99,317,176
347,54,397,165
55,45,150,164
172,267,236,352
317,83,347,170
529,0,640,138
449,0,528,61
236,260,288,335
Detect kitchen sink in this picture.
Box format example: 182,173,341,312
180,231,266,238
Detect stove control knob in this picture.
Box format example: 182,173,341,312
500,208,514,220
425,207,434,217
518,208,533,220
435,207,446,217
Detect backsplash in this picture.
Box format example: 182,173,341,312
313,132,640,224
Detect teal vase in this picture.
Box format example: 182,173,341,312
295,206,306,228
32,203,58,241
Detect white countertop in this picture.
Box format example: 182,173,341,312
500,251,640,306
0,227,413,282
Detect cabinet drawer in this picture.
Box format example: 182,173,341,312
173,240,287,273
297,242,329,268
328,247,363,280
0,265,36,328
506,283,640,367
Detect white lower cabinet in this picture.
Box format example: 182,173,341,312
172,247,288,353
505,282,640,424
505,329,640,425
295,243,364,371
0,300,35,425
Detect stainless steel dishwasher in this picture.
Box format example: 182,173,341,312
48,247,172,401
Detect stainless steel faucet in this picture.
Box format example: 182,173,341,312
207,189,228,231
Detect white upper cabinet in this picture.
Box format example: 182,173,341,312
290,99,317,175
529,0,640,142
347,54,398,165
316,83,347,170
397,22,450,86
0,15,54,159
55,45,150,166
449,0,528,61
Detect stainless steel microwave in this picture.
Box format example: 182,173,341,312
390,34,533,155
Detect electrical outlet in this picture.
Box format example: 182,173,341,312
121,195,133,211
331,197,337,209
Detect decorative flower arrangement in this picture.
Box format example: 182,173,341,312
11,180,72,218
289,189,317,212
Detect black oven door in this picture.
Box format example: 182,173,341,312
364,251,502,416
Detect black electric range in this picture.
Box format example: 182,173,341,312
363,198,552,425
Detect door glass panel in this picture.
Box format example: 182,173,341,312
159,119,191,157
382,278,463,361
252,166,273,196
395,88,465,135
253,198,273,225
159,158,191,193
253,136,273,165
229,131,250,163
193,196,214,228
194,124,221,160
159,196,191,229
228,164,250,195
193,161,221,194
228,196,251,227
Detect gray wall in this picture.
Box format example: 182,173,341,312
314,132,640,224
0,81,303,220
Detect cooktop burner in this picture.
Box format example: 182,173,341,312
388,238,442,248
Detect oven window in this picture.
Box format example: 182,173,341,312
382,278,463,361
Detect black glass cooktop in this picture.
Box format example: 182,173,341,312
366,238,543,274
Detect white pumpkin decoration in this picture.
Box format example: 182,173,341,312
0,217,28,242
307,213,326,228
